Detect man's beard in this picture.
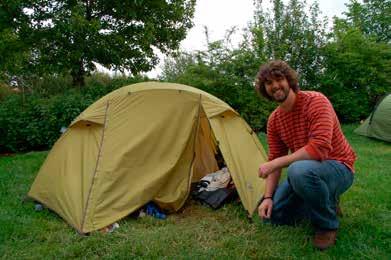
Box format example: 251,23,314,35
271,88,290,103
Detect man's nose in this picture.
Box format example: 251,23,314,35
270,81,279,90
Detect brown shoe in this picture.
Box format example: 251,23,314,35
313,229,337,250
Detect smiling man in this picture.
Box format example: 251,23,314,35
254,60,356,250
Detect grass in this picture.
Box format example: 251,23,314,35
0,124,390,259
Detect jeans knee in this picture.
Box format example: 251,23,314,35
287,161,307,185
287,160,319,195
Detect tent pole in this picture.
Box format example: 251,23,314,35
80,100,110,233
182,94,203,208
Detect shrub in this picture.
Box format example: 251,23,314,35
0,75,147,153
0,92,90,152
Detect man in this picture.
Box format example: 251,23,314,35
255,60,356,250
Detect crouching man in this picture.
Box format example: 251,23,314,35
255,60,356,250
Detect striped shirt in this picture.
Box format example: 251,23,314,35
267,91,356,172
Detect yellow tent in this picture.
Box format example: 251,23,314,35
28,82,267,234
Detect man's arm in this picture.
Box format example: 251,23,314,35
258,147,313,178
258,169,281,219
303,94,335,160
263,169,281,197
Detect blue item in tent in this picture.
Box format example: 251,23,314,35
145,202,166,219
35,203,43,211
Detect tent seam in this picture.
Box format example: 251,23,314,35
81,100,110,233
181,94,203,209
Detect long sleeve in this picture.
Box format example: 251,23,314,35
267,112,289,161
304,95,334,160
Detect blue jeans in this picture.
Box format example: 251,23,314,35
270,160,354,230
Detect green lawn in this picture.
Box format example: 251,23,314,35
0,124,390,259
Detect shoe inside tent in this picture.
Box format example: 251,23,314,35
28,82,268,234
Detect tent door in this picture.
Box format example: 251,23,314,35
192,108,219,182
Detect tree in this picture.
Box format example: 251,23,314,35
321,28,391,122
0,0,196,86
250,0,329,89
161,28,276,130
161,0,331,129
0,1,30,81
319,0,391,122
335,0,391,43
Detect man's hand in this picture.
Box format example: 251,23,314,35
258,160,279,178
258,199,273,219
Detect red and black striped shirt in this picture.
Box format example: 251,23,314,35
267,91,356,172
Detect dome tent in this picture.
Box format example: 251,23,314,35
355,93,391,142
28,82,268,234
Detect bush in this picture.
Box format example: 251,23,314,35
320,29,391,122
0,75,147,153
24,74,73,97
0,92,89,152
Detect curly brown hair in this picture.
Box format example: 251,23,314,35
254,60,299,100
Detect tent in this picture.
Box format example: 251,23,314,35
354,93,391,142
28,82,268,234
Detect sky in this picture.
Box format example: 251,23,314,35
97,0,354,77
180,0,351,52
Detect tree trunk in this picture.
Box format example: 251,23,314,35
71,60,85,87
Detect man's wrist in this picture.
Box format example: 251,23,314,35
274,156,287,170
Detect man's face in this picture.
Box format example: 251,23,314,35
265,77,291,103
